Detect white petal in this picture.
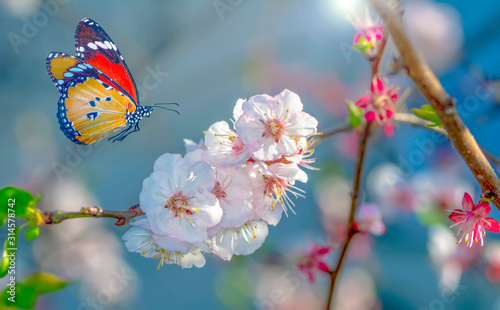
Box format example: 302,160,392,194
233,99,245,121
252,140,281,161
234,115,266,153
286,112,318,136
184,138,205,153
254,194,283,226
209,220,268,260
275,89,303,114
153,234,190,253
183,161,216,194
153,153,184,174
242,94,275,119
139,175,168,213
275,135,299,157
122,227,159,258
216,165,253,228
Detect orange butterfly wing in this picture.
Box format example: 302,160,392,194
47,53,137,144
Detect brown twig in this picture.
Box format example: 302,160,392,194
40,205,144,226
370,27,389,75
325,16,390,308
309,123,353,149
326,123,372,309
371,0,500,207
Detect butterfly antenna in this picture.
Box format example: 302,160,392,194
153,102,179,107
152,103,180,115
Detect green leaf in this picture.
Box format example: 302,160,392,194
2,283,37,309
0,227,18,279
346,100,363,128
411,105,443,128
0,273,68,309
353,37,373,54
24,226,39,242
0,242,10,279
0,187,38,222
23,273,67,295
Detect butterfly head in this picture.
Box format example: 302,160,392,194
126,106,153,124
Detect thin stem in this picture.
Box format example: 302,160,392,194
309,123,353,149
370,27,390,75
40,205,144,226
326,123,372,309
371,0,500,208
393,113,448,136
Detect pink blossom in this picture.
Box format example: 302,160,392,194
355,76,398,137
353,203,387,236
347,7,384,57
448,193,500,247
297,243,332,282
235,89,318,161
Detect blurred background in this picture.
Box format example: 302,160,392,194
1,0,500,309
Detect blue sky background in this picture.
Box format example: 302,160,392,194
1,0,500,309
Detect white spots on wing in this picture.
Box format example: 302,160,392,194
87,42,98,50
78,46,85,52
96,41,107,49
58,80,64,85
111,42,117,51
48,52,53,58
89,22,94,25
69,67,84,72
78,64,87,70
54,53,59,58
64,72,73,78
104,41,112,50
82,18,89,22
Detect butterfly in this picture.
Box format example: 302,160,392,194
46,18,177,145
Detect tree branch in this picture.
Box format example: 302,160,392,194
40,205,144,226
326,123,372,309
371,0,500,208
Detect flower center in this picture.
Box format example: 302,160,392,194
263,176,290,211
211,181,227,200
231,137,245,154
263,118,286,142
165,192,193,217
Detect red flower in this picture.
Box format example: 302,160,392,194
355,76,398,137
449,193,500,247
297,243,332,282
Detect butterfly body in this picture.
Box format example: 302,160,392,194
46,18,165,145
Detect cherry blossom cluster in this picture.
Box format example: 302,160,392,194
122,89,319,268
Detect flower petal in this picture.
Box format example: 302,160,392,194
365,111,377,123
316,261,331,273
448,210,466,223
475,202,492,218
462,192,474,211
484,218,500,233
355,95,371,108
